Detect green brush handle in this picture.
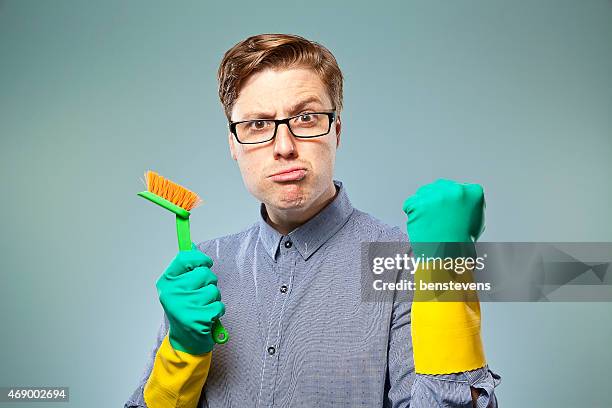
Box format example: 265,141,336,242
176,216,194,252
175,215,229,345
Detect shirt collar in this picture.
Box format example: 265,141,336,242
258,180,354,262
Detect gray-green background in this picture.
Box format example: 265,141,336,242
1,1,611,407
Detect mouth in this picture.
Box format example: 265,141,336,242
268,167,307,182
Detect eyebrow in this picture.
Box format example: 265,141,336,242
240,96,326,121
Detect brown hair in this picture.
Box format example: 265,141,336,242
217,33,343,120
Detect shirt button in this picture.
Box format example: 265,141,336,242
267,346,276,355
284,240,292,248
280,285,288,293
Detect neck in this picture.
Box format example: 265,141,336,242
265,182,338,235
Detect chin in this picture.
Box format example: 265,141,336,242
274,193,307,209
269,183,309,209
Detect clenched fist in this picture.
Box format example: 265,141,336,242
156,243,226,355
403,178,486,258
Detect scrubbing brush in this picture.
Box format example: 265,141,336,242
137,170,229,344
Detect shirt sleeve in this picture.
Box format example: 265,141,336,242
384,259,502,408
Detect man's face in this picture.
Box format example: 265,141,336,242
228,67,341,213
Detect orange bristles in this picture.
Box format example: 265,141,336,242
143,170,203,211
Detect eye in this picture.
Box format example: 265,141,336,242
249,120,269,130
298,113,313,122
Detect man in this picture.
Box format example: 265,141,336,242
125,33,501,408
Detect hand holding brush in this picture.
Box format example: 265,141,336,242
138,170,229,353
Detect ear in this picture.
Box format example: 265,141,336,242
228,131,237,161
335,114,342,148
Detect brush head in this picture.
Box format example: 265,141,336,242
143,170,203,211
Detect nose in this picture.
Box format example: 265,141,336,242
273,123,298,160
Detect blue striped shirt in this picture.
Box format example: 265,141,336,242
126,180,501,407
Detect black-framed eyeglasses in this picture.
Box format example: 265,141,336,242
229,111,336,145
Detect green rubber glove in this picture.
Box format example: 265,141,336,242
155,243,225,355
402,178,487,374
402,178,486,257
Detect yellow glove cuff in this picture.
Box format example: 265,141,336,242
411,263,486,374
144,334,212,408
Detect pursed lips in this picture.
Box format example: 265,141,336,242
268,166,307,182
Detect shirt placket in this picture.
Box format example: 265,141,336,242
257,235,297,408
